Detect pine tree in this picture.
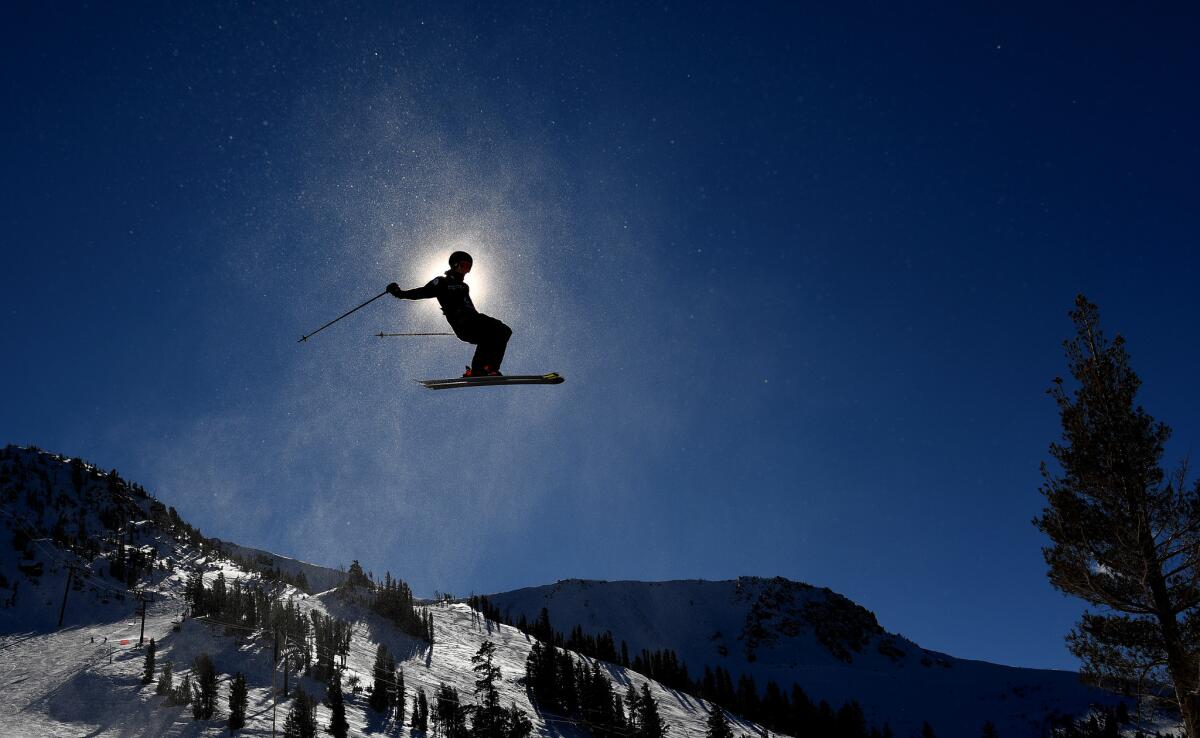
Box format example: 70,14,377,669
416,688,430,733
346,560,371,589
525,639,560,710
173,673,193,707
761,680,786,730
579,661,618,738
186,570,206,615
625,684,641,733
156,660,173,696
1034,296,1200,736
369,643,394,713
705,705,733,738
637,683,667,738
326,673,349,738
980,720,999,738
192,653,218,720
283,702,302,738
920,722,936,738
436,683,468,738
789,684,815,735
283,688,317,738
472,641,505,738
229,672,248,732
506,703,533,738
734,674,759,720
814,701,836,735
613,691,628,734
394,667,406,727
836,701,867,737
141,638,156,685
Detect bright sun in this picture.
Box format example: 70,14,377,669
410,239,490,305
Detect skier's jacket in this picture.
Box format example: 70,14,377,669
394,272,478,328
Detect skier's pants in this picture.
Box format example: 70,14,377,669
453,314,512,373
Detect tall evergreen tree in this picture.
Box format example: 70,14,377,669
229,672,248,733
734,674,759,719
345,560,371,589
283,688,317,738
836,701,867,738
326,673,349,738
637,683,667,738
156,660,173,696
368,643,395,713
394,667,406,727
192,653,218,720
141,638,156,685
506,703,533,738
625,684,642,733
814,701,836,736
173,673,193,707
472,641,506,738
705,705,734,738
612,692,628,734
980,720,999,738
436,683,468,738
415,688,430,733
579,661,619,738
524,639,559,711
1035,296,1200,736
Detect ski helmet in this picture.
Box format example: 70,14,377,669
449,251,473,268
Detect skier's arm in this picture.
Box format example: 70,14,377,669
387,279,440,300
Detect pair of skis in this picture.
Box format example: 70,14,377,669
416,372,565,390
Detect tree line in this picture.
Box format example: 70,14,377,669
339,560,435,643
184,568,353,691
472,601,898,738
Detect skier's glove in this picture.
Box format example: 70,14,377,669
386,282,403,298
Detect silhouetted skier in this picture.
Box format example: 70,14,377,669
387,251,512,376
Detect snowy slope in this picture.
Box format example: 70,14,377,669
0,447,771,738
0,557,764,738
484,578,1116,738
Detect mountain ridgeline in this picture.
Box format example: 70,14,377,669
477,579,1127,738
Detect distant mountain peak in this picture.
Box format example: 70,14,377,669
734,575,887,664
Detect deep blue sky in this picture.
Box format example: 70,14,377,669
3,3,1198,671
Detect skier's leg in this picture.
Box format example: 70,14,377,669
470,342,487,375
452,319,484,376
472,315,511,373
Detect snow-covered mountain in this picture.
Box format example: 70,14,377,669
0,446,1120,737
0,446,779,738
482,578,1114,736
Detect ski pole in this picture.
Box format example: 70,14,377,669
376,332,454,337
297,290,388,343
